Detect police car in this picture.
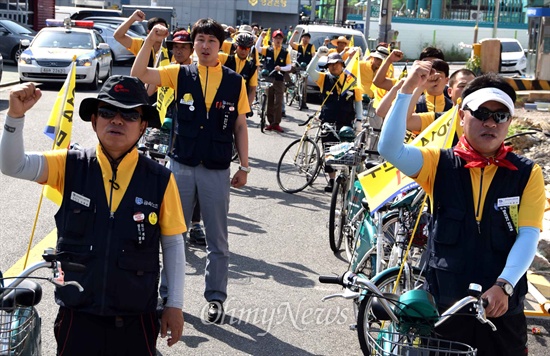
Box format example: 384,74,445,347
18,19,112,89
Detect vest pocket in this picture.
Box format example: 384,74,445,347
115,251,159,312
432,206,465,246
57,204,96,244
209,132,233,166
54,250,95,308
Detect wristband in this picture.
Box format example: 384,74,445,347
238,166,251,173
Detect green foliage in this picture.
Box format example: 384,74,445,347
445,44,469,62
465,55,482,76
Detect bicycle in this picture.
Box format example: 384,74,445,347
0,249,84,356
276,113,340,194
285,62,308,110
326,118,382,254
319,271,496,355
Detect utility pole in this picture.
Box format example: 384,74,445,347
310,0,316,22
378,0,392,44
492,0,501,38
473,0,482,43
335,0,344,25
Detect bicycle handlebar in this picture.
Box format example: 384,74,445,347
318,274,344,285
299,113,318,127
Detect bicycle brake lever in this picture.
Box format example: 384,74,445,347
476,314,497,331
49,278,84,292
322,289,360,301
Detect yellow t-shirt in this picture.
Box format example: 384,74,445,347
316,72,362,102
43,146,186,236
358,60,375,98
221,39,233,55
218,52,258,87
128,37,156,63
158,61,250,114
419,92,449,113
416,147,545,227
371,77,397,109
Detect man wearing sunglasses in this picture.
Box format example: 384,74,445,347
378,62,545,355
0,76,186,354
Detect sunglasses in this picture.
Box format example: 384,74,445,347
464,106,512,124
98,106,141,122
237,45,251,51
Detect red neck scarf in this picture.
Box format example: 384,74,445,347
453,135,517,170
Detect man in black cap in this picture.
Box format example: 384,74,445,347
307,47,363,192
0,76,186,354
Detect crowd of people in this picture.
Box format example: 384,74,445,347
0,9,546,356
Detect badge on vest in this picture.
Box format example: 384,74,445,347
180,93,194,106
70,192,91,207
148,212,158,225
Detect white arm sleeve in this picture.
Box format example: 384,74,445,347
161,233,186,309
306,55,321,82
0,115,46,181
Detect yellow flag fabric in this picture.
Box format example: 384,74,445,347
43,60,77,205
349,35,354,48
358,106,459,212
342,51,361,94
399,62,408,79
263,28,271,47
156,42,174,124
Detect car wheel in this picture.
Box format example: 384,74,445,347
12,46,25,64
88,67,99,90
103,62,113,82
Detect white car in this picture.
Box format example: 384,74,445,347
498,38,527,75
18,20,112,89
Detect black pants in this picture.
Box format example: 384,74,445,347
434,312,528,356
54,307,159,356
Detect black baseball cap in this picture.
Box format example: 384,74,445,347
79,76,160,128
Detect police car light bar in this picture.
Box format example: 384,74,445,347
45,19,94,29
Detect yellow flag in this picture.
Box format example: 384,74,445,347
349,35,354,48
43,59,77,205
155,41,174,124
399,61,408,79
342,50,361,94
358,106,459,212
263,28,271,47
364,46,371,58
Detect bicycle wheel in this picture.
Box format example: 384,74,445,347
276,138,321,193
328,176,346,253
285,84,295,107
260,94,268,133
356,267,426,355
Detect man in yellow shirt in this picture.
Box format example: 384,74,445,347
131,18,250,324
358,47,388,98
379,62,545,356
255,29,291,132
0,76,186,353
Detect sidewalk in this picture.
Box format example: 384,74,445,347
0,63,20,87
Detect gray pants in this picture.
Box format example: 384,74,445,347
170,160,231,303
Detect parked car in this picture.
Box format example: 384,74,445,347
499,38,527,75
18,19,112,89
0,53,3,83
92,22,144,63
292,24,368,93
0,19,36,63
55,6,122,21
84,17,148,37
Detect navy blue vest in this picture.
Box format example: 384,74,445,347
296,43,313,65
264,47,287,81
321,73,355,126
174,64,241,169
224,55,256,89
54,148,170,316
416,93,453,114
427,149,533,314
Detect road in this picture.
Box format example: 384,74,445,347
0,63,549,355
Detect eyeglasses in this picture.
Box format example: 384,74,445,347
464,106,512,124
98,106,141,122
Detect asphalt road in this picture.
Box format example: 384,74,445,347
0,63,549,355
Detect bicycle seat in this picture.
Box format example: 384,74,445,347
1,280,43,310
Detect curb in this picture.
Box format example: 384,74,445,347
0,80,19,88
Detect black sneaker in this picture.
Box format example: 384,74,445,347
189,226,206,245
281,111,287,117
324,179,334,193
207,300,225,324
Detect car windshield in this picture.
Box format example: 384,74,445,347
0,20,36,35
501,41,522,53
33,31,93,49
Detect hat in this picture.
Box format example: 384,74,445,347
331,36,349,47
461,87,515,116
326,53,344,64
272,29,284,38
166,30,192,50
237,24,254,35
370,47,389,61
79,76,161,129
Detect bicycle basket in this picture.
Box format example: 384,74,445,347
0,305,38,355
366,329,476,356
325,142,362,168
